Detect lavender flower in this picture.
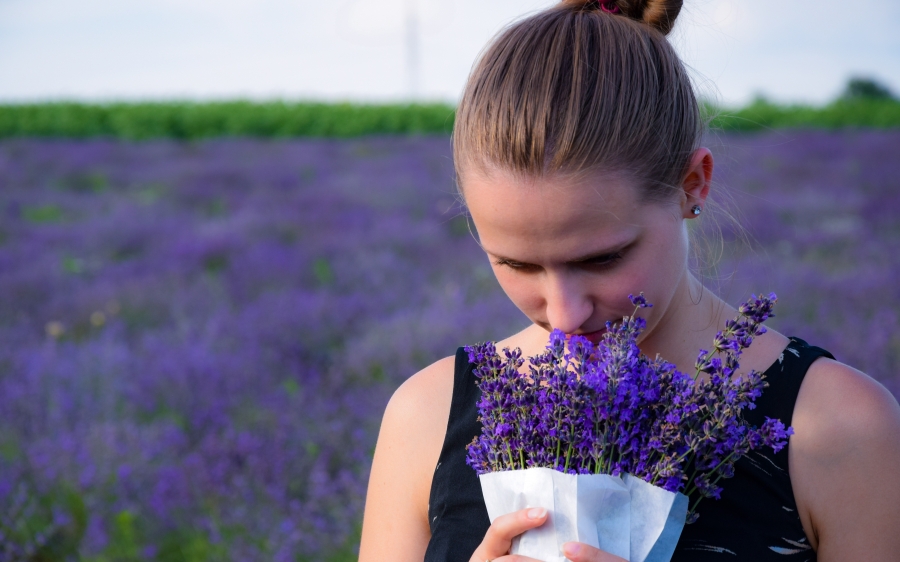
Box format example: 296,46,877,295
3,131,894,557
466,292,791,522
0,136,526,558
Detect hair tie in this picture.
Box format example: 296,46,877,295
598,1,620,14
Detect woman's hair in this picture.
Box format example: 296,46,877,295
453,0,702,202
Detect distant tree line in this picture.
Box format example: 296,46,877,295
0,78,897,139
841,77,895,101
706,76,898,132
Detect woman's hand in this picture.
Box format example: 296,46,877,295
560,542,628,562
468,507,627,562
469,507,548,562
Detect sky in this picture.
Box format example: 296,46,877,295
0,0,898,106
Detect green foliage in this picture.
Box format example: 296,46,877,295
56,172,109,193
841,77,895,101
61,256,86,275
313,257,335,286
0,93,899,139
0,484,88,562
81,512,229,562
0,101,456,140
102,510,141,561
153,528,228,562
313,522,361,562
708,97,900,132
23,205,65,224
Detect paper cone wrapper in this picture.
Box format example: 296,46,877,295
623,474,688,562
479,468,687,562
479,468,629,561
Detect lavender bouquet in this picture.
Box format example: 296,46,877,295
466,293,792,562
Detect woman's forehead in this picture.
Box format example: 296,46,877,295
464,170,644,228
463,170,650,260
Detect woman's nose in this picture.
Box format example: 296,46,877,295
542,274,593,334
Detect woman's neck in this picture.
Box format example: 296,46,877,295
637,274,789,380
633,274,725,377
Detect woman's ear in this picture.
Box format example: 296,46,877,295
680,148,713,219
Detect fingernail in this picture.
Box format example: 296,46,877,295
527,507,546,520
563,542,582,557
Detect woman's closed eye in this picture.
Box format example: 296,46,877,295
492,258,539,271
577,252,624,269
493,252,624,272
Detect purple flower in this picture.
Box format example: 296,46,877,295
628,293,653,308
466,292,792,523
753,417,794,454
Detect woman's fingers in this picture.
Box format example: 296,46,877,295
468,507,548,562
562,542,628,562
469,511,626,562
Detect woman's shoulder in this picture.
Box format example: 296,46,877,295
789,355,900,556
793,356,900,453
361,353,460,560
382,354,458,467
383,324,542,447
380,324,543,459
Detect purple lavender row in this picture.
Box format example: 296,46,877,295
0,138,524,558
0,131,897,556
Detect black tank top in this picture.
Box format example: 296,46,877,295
425,337,834,561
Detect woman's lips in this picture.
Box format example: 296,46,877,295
567,327,608,345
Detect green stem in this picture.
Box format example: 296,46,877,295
505,442,516,470
683,450,738,498
554,416,563,466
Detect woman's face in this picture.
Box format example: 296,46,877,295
463,169,693,344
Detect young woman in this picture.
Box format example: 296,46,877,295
359,1,900,560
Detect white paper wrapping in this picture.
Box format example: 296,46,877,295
479,468,688,562
623,474,688,562
480,468,630,561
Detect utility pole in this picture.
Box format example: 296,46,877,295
405,0,420,100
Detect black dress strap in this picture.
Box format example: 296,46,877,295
673,336,834,561
741,336,835,429
424,347,490,562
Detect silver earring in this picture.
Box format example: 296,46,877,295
691,205,702,216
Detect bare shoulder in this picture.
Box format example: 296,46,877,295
793,358,900,454
383,353,458,470
371,352,458,503
359,353,457,562
790,357,900,558
389,353,457,423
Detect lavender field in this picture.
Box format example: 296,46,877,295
0,131,898,561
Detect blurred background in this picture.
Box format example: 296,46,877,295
1,0,899,105
0,1,898,561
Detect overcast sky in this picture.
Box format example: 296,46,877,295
1,0,898,106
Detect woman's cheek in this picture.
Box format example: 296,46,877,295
603,260,650,299
493,268,544,318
